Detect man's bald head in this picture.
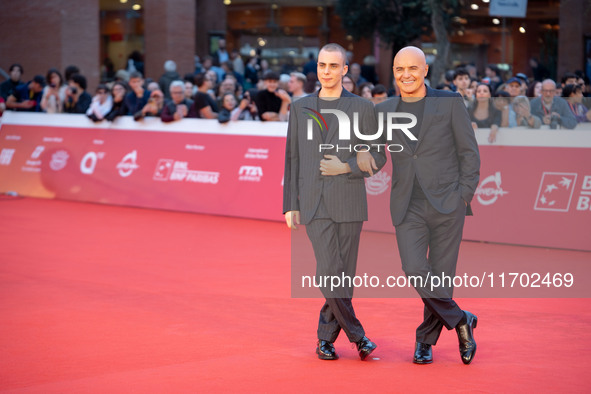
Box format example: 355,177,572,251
394,46,427,67
393,46,428,98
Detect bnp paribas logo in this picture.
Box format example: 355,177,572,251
301,107,417,153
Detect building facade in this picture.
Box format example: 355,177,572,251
0,0,588,90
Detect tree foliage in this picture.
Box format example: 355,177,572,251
336,0,433,51
336,0,463,83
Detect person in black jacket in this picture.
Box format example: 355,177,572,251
63,74,91,114
105,82,128,121
0,63,24,101
161,81,193,122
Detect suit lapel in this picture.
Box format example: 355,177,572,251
326,90,353,143
304,92,325,144
413,87,438,152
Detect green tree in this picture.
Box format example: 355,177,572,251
336,0,461,85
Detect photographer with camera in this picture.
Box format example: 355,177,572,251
217,91,258,123
531,79,577,129
63,74,91,114
234,89,258,120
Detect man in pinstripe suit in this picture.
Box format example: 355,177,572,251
283,43,386,360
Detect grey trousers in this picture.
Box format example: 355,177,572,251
395,195,466,345
305,218,365,343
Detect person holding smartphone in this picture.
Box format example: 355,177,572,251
63,74,91,114
40,68,67,113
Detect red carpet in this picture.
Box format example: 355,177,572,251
1,197,590,392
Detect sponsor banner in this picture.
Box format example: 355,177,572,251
463,146,590,251
0,117,285,222
364,146,591,251
0,113,589,251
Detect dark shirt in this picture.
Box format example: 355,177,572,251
124,90,151,116
105,99,128,121
218,108,232,124
161,98,194,122
158,71,181,99
0,79,23,101
12,83,43,112
254,90,281,121
245,65,258,85
64,91,92,114
188,92,218,118
397,97,425,149
397,97,427,199
469,102,502,128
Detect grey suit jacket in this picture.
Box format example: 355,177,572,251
283,89,387,225
375,86,480,226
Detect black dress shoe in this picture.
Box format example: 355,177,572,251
455,310,478,365
413,342,433,364
316,340,338,360
356,336,377,360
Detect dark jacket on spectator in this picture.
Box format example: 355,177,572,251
105,99,128,121
158,71,181,99
124,90,151,116
161,98,193,122
0,79,23,100
63,91,92,114
11,83,44,112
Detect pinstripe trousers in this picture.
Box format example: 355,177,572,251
305,211,365,343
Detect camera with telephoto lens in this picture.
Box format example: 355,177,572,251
549,115,560,129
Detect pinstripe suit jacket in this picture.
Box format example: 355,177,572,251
283,89,387,225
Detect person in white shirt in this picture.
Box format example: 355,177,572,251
86,84,113,122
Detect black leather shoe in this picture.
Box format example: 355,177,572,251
356,336,377,360
456,310,478,365
316,340,338,360
413,342,433,364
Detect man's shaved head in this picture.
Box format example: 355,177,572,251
394,46,427,67
393,46,428,98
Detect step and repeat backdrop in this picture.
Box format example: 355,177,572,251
1,112,590,251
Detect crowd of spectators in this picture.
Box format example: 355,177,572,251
1,52,589,138
429,63,590,142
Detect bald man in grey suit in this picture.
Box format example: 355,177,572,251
375,46,481,365
283,43,386,360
